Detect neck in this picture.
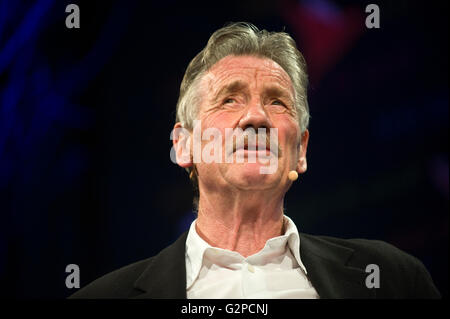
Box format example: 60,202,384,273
196,188,285,257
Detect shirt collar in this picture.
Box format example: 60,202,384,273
185,215,308,289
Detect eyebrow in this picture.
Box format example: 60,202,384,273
212,80,249,103
263,85,294,102
210,80,294,105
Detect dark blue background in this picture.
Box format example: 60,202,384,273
0,0,448,298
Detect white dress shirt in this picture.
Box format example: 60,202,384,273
185,215,320,299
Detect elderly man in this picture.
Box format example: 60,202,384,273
71,22,440,299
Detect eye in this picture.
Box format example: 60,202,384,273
223,98,236,104
271,99,285,106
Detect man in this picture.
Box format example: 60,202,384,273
70,22,440,299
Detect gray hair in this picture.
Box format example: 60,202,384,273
175,22,310,133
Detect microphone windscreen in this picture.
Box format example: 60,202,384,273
288,170,298,181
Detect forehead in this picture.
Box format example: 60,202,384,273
201,55,294,93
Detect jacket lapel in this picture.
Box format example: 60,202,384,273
132,231,189,299
300,233,376,299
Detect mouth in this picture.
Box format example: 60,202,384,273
224,130,282,158
235,142,270,152
233,139,279,157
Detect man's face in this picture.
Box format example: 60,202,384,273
182,55,308,193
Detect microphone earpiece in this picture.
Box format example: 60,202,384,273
288,170,298,181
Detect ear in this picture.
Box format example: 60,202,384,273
296,129,309,174
172,122,193,168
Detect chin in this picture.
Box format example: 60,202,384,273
228,163,279,187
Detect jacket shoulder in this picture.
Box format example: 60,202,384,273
69,231,189,299
309,235,415,263
301,234,441,298
68,257,153,299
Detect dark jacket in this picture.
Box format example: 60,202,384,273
69,231,440,299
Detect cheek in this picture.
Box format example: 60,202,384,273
199,112,238,157
273,116,301,154
275,113,300,137
201,111,239,131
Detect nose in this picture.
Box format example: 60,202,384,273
238,98,273,131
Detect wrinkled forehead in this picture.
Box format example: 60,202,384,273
199,55,295,98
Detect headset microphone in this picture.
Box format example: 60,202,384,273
288,170,298,181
